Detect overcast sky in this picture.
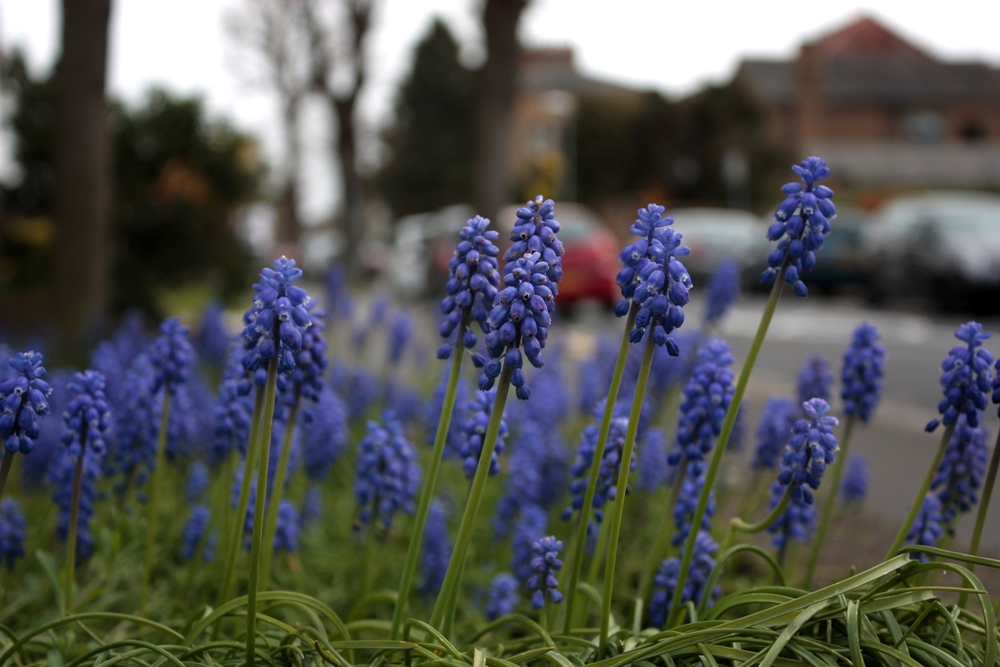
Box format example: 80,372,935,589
2,0,999,221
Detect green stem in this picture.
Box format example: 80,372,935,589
0,451,14,503
803,414,856,588
884,423,955,560
600,332,656,653
390,336,466,639
259,399,301,589
585,512,611,586
141,391,172,612
218,386,265,607
639,459,688,608
361,522,377,600
246,358,279,667
667,266,788,628
429,363,513,630
65,427,88,615
721,485,792,553
959,428,1000,609
562,303,637,634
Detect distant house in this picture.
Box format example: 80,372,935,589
734,16,1000,187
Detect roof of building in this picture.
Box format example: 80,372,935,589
736,16,1000,106
517,47,643,97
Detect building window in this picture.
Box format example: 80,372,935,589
903,111,944,144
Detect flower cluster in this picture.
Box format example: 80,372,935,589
668,340,735,475
195,300,231,368
354,414,421,527
926,322,993,432
511,505,548,586
762,157,835,296
797,353,833,405
106,355,158,485
273,499,300,552
527,535,564,610
1,351,53,454
486,573,520,620
615,204,692,353
767,481,815,549
61,371,112,458
635,427,669,493
420,499,451,597
459,389,509,479
0,499,25,569
563,404,631,523
241,257,313,374
648,531,720,628
751,397,798,470
425,369,469,460
703,258,741,327
300,387,348,481
840,455,870,506
211,350,254,464
504,196,564,296
150,318,194,397
777,398,839,504
180,505,215,562
672,471,715,546
281,300,328,401
932,415,988,531
438,216,502,359
841,323,887,423
481,252,555,399
52,446,103,561
906,494,944,561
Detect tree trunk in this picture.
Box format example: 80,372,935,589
472,0,528,226
275,96,302,255
52,0,112,341
335,95,364,280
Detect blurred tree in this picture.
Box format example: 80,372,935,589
52,0,113,339
227,0,312,253
473,0,529,225
0,69,262,319
376,18,475,217
303,0,373,281
111,90,262,314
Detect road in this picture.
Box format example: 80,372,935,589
567,293,1000,556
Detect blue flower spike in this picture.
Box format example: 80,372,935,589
926,322,993,433
241,257,313,374
841,323,887,424
438,216,501,360
527,535,564,610
777,398,839,504
0,351,53,454
762,157,835,297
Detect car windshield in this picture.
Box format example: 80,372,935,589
938,211,1000,239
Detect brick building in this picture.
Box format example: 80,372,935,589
734,16,1000,187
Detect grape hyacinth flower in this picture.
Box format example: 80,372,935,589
273,499,300,552
615,204,692,353
777,398,839,504
767,481,816,550
527,535,564,610
150,318,194,397
211,351,254,464
300,387,348,482
61,371,112,459
485,573,520,620
752,397,798,470
563,408,631,523
906,494,944,561
354,415,421,527
926,322,993,432
195,301,231,369
241,257,313,374
280,300,327,402
52,446,103,562
797,353,833,406
419,500,451,597
635,428,669,493
511,505,548,586
647,531,720,628
425,369,469,459
840,455,870,506
0,498,25,569
438,216,501,359
105,355,158,488
459,389,509,479
0,351,53,455
761,157,835,297
389,312,412,365
504,196,564,302
481,252,555,400
672,471,716,546
703,258,741,327
841,323,887,423
180,505,214,562
667,340,735,475
932,414,988,532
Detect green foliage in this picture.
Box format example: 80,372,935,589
0,53,262,315
377,19,476,217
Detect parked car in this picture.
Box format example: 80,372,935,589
804,206,870,294
668,208,770,286
391,202,620,308
862,191,1000,310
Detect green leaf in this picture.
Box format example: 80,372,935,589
36,549,66,614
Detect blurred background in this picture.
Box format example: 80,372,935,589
2,0,1000,336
